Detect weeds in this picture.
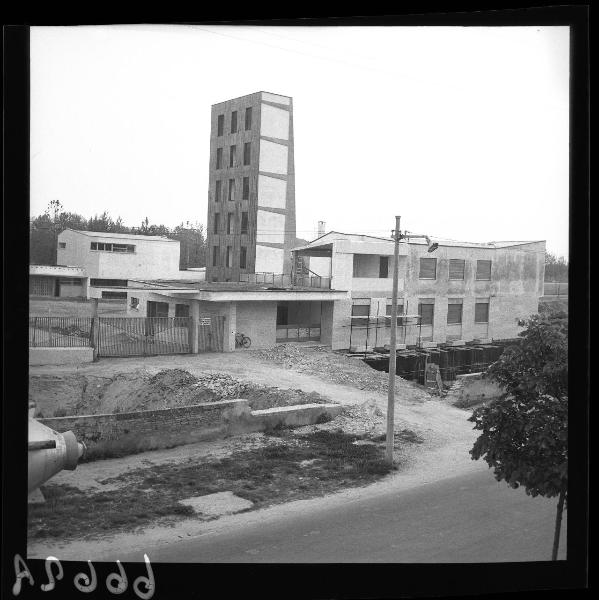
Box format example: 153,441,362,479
29,429,395,542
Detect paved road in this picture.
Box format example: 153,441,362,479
122,469,567,563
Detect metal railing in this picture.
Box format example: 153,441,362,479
239,272,331,289
543,282,568,296
29,317,92,347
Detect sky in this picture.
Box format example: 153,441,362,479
30,25,570,257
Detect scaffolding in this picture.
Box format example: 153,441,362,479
348,298,423,356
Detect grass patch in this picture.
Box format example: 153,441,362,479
29,430,393,542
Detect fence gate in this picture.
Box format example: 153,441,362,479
97,317,192,357
197,316,225,352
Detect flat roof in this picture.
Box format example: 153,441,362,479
61,229,177,242
293,231,544,252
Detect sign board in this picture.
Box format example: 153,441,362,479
199,317,211,326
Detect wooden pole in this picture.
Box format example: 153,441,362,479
386,216,401,465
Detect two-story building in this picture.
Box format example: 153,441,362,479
293,232,545,351
55,229,204,299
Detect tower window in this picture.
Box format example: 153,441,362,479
213,213,220,234
217,114,224,136
226,246,233,268
242,176,250,200
216,147,223,169
228,179,235,201
215,180,222,202
231,111,237,133
241,211,248,234
476,260,492,280
243,142,251,165
212,246,219,267
240,246,247,269
227,212,233,234
245,107,252,130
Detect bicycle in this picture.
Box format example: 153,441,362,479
234,332,252,349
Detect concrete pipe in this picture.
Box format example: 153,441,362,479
28,418,86,494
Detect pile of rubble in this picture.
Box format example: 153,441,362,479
257,345,432,402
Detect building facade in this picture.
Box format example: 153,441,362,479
205,92,296,282
29,265,89,298
293,232,546,351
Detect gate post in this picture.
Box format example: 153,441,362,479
190,300,200,353
90,298,99,361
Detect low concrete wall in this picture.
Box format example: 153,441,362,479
29,347,94,366
38,400,342,459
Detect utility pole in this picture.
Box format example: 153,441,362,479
386,216,401,465
385,222,438,465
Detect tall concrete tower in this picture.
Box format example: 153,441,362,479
205,92,296,282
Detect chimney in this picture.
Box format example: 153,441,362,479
317,221,326,237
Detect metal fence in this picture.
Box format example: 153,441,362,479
97,317,192,357
543,282,568,296
29,317,92,347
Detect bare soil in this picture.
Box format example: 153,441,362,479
27,345,482,559
29,368,331,418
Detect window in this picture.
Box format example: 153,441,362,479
217,114,224,136
112,244,135,253
475,300,490,323
90,278,127,287
213,213,220,234
244,142,251,165
240,246,247,269
447,300,463,324
175,304,189,318
228,179,235,201
227,212,233,234
241,211,248,234
419,258,437,279
226,246,233,268
231,111,237,133
90,242,134,253
418,301,434,325
216,147,223,169
59,242,66,249
245,107,252,130
130,297,139,309
229,145,236,167
242,176,250,200
476,260,492,280
449,259,465,280
215,180,222,202
379,256,389,278
212,246,219,267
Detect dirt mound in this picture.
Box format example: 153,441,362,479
257,345,431,402
29,369,333,417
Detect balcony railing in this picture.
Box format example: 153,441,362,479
239,272,331,289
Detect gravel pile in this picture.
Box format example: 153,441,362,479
257,345,432,402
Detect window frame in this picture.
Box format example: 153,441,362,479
240,246,247,269
229,145,236,168
418,301,435,326
243,142,251,165
447,302,463,325
474,300,490,323
448,259,465,280
216,147,223,169
231,111,237,133
245,106,252,130
419,257,437,280
476,259,492,281
240,211,248,235
217,114,224,137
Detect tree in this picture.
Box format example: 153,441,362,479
469,309,568,560
544,252,568,283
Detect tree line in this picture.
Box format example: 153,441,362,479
544,252,568,282
30,201,206,270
